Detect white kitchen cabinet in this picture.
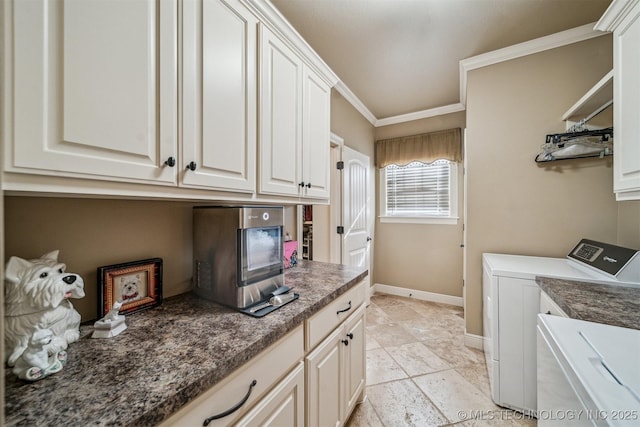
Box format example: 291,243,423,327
539,291,568,318
3,0,178,185
306,303,366,427
302,66,331,199
596,0,640,200
159,326,304,427
258,25,331,200
235,361,305,427
182,0,257,193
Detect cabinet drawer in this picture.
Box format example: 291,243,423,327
160,326,304,427
540,291,568,317
306,280,366,350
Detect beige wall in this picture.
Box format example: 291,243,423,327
4,197,195,322
617,201,640,248
465,35,616,336
374,112,466,297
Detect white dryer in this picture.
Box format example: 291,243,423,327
482,239,640,415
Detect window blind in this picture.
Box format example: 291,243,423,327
385,161,451,216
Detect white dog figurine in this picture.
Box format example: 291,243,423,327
12,328,67,381
4,250,85,367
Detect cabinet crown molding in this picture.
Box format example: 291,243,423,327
243,0,339,87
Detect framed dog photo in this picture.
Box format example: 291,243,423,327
97,258,163,317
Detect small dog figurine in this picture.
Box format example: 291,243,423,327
4,250,85,367
12,328,66,381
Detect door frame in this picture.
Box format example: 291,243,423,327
329,132,344,264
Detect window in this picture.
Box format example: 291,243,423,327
379,160,458,224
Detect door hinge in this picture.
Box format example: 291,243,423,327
337,226,344,234
336,161,344,170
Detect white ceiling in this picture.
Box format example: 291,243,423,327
270,0,612,122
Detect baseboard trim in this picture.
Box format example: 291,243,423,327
464,333,484,350
372,283,463,307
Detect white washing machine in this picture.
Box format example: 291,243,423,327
537,315,640,426
482,239,640,415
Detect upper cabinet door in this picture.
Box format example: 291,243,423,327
597,0,640,200
5,0,178,184
302,66,331,199
258,24,303,197
613,1,640,199
181,0,257,193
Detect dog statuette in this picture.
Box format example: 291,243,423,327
92,301,127,339
4,250,85,379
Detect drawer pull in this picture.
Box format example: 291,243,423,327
347,333,354,340
202,379,257,426
336,300,352,315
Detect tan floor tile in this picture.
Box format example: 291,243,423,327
456,364,491,397
367,322,419,348
399,317,457,341
423,337,485,368
346,294,537,427
366,348,408,385
413,369,499,424
344,398,385,427
366,333,382,351
366,303,391,325
386,342,451,376
366,379,448,427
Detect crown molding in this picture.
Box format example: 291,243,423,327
375,103,466,127
459,22,606,106
333,80,378,125
595,0,639,31
243,0,339,86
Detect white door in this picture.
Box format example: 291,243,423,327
342,147,371,272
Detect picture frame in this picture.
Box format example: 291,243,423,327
97,258,163,317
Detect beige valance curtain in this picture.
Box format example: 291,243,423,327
375,127,462,168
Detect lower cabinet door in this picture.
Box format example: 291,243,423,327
235,362,305,427
306,326,343,427
343,305,366,420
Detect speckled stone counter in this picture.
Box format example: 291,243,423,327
4,260,368,427
537,276,640,330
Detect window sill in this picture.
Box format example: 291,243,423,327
379,216,459,225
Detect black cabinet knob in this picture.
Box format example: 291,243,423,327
298,181,305,187
164,157,176,167
341,339,349,346
366,237,372,242
186,161,197,171
347,333,354,340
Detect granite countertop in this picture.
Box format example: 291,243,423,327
5,260,368,427
536,276,640,330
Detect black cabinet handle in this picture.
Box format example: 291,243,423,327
347,333,354,340
306,182,311,188
298,181,305,187
336,300,352,315
187,161,197,171
546,310,551,315
164,157,176,167
341,339,349,346
203,379,257,426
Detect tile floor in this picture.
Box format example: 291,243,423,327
345,294,537,427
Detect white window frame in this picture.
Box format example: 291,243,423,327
379,160,459,225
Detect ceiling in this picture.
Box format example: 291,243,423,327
270,0,613,122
